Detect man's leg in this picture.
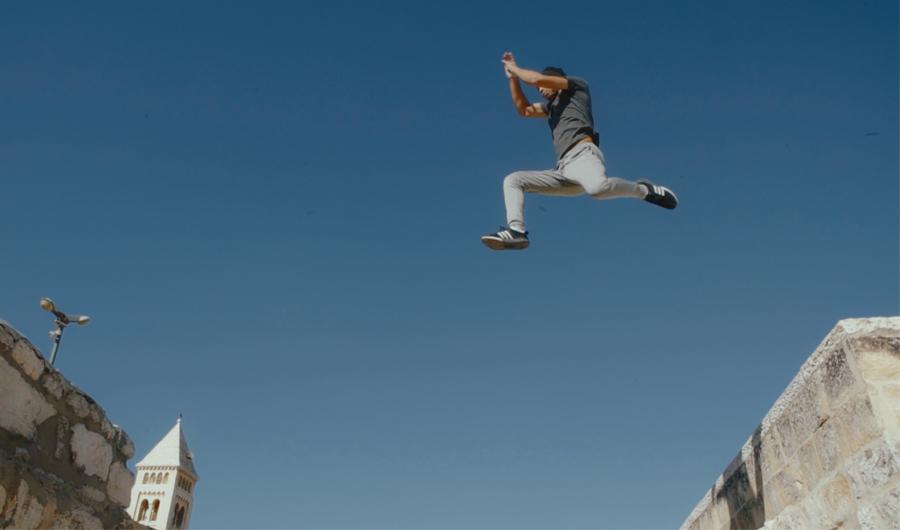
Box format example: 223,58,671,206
561,145,646,200
503,168,582,232
563,144,678,208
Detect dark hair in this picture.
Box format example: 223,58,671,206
541,66,567,77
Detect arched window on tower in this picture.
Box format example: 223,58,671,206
150,499,160,521
174,505,186,529
164,472,170,483
137,499,149,521
157,473,164,484
142,473,149,484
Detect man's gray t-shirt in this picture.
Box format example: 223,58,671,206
545,76,595,160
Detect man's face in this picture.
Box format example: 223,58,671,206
539,86,559,100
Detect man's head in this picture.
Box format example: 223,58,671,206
539,66,566,100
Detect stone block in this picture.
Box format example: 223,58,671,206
79,485,106,504
732,498,765,529
12,480,44,530
758,433,785,483
66,393,91,419
70,424,113,481
846,440,899,493
0,321,17,350
769,505,810,530
0,358,56,439
49,509,103,530
822,346,857,406
858,483,900,530
761,478,783,520
54,416,70,460
106,461,134,507
836,396,882,454
795,440,824,487
857,347,900,382
771,463,807,510
717,462,756,514
775,383,825,458
881,383,900,404
813,419,847,474
688,506,714,530
814,473,856,529
41,371,66,400
10,340,45,381
114,428,135,460
709,492,732,528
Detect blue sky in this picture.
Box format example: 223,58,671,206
1,1,897,528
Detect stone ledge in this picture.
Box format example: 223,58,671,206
681,317,900,530
0,318,148,530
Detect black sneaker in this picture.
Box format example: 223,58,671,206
639,180,678,210
481,227,530,250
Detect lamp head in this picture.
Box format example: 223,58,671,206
40,298,56,312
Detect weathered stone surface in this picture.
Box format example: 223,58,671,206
757,432,785,483
70,423,113,481
12,480,45,530
795,440,823,487
79,485,107,504
49,509,103,530
681,317,900,530
0,319,17,350
107,461,134,507
732,498,765,529
813,418,847,474
0,357,56,439
0,318,147,530
775,383,825,458
67,393,91,419
768,505,810,530
858,483,900,530
772,463,807,510
41,371,67,400
847,440,900,492
837,396,883,454
822,346,857,405
818,473,855,526
11,340,46,380
115,428,136,460
54,416,71,460
857,347,900,382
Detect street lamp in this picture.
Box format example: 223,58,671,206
40,297,90,366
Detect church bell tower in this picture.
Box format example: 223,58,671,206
128,417,199,529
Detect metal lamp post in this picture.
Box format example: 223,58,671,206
40,297,90,366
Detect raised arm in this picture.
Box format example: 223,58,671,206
507,76,547,118
502,51,569,91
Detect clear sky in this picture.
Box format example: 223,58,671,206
1,1,897,528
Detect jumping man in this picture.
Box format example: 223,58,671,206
481,52,678,250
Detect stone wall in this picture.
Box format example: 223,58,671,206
681,317,900,530
0,319,146,529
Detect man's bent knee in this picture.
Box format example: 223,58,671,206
584,177,614,197
504,171,528,190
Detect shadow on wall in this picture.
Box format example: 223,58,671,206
714,427,766,530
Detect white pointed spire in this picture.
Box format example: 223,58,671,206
137,416,197,477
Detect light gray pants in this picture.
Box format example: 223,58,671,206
504,142,644,232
